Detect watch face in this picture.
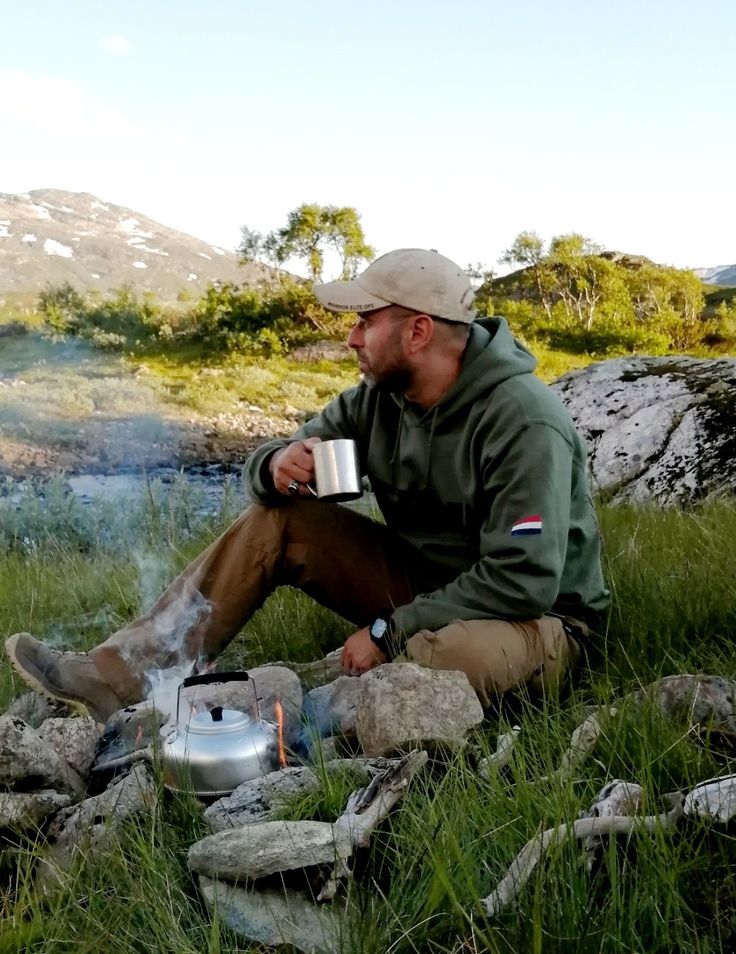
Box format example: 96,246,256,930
371,618,388,640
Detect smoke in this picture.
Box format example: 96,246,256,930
134,551,172,614
0,330,182,477
145,663,199,728
141,581,213,724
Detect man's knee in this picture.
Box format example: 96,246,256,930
404,616,580,708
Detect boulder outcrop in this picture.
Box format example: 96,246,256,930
552,356,736,504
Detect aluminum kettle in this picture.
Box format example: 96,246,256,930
160,671,280,797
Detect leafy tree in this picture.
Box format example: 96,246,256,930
501,231,554,316
623,263,705,348
488,230,711,353
548,234,623,331
465,262,495,285
323,206,375,279
239,204,374,281
38,282,87,332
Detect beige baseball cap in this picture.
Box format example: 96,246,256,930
313,248,477,324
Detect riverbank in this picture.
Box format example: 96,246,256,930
0,333,359,478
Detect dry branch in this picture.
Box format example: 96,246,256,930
478,725,521,780
546,706,618,782
481,792,684,918
318,749,428,901
334,749,428,848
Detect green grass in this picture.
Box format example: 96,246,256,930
134,347,360,417
2,486,736,951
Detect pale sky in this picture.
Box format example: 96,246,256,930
1,0,734,275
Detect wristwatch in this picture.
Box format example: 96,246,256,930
369,616,396,658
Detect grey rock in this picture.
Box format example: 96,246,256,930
552,356,736,504
47,763,156,845
198,876,348,954
303,676,362,739
188,819,353,882
6,691,69,727
38,764,156,889
38,716,99,779
204,766,321,831
684,775,736,823
629,674,736,733
203,757,404,832
0,790,71,831
355,663,484,757
0,715,85,797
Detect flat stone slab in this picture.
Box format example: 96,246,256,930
188,819,353,882
198,876,347,954
204,766,321,831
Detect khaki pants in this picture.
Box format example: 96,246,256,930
92,501,581,708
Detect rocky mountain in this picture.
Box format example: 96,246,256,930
0,189,269,301
694,264,736,286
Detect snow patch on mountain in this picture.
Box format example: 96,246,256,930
44,238,74,258
0,188,274,300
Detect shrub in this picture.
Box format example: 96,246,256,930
38,282,87,333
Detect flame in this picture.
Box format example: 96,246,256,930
274,698,287,769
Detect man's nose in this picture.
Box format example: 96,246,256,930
347,322,362,349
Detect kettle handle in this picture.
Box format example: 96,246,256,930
181,671,250,689
175,671,253,727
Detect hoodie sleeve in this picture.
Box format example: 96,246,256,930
243,385,365,501
390,421,574,639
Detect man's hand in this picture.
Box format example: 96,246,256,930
341,626,388,675
269,436,321,497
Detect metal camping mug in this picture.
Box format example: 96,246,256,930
307,439,363,502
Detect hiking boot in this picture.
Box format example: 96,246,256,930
5,633,125,724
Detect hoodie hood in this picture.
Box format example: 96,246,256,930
433,316,537,419
386,316,538,489
389,316,537,431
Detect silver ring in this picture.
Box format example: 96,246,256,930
287,480,300,495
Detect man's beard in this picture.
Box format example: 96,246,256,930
362,365,412,394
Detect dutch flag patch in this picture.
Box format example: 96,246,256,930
511,515,543,536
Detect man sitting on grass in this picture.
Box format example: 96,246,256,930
6,248,609,722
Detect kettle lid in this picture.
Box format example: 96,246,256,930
185,707,250,735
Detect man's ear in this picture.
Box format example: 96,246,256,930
406,313,434,354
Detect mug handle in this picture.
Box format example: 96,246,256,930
306,483,318,497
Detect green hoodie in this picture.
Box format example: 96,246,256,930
244,317,609,641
